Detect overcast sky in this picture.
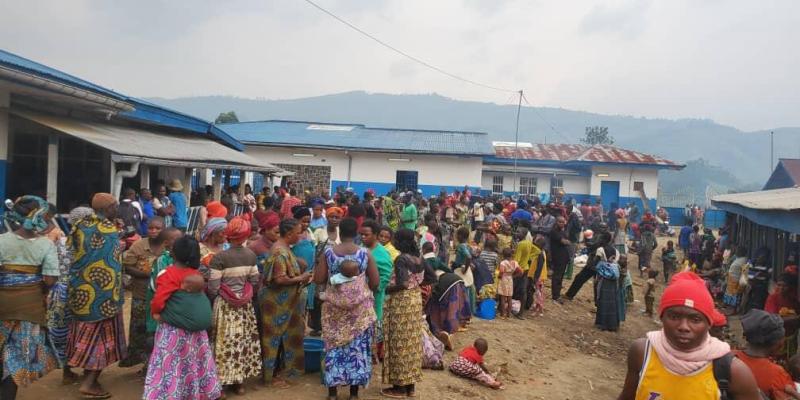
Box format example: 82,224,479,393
1,0,798,131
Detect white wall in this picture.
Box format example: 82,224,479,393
589,166,659,198
481,171,589,195
245,145,483,189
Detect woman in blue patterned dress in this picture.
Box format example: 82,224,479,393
315,217,379,400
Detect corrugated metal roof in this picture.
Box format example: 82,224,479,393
712,187,800,211
779,159,800,183
223,120,494,156
0,49,242,150
14,110,283,174
491,142,683,169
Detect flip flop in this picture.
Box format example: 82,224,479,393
79,390,112,399
380,388,406,399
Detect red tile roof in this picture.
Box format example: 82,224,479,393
492,143,682,168
779,159,800,184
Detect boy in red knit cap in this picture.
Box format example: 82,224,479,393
618,272,760,400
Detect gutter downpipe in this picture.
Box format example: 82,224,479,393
346,150,352,188
113,162,140,199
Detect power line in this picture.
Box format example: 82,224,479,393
521,92,575,144
302,0,516,93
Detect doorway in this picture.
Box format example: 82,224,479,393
600,180,620,210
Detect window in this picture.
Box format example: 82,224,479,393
633,181,644,191
492,176,504,194
519,176,537,196
550,177,564,195
396,170,418,192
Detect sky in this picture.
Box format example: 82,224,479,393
1,0,798,131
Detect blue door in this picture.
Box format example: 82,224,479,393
600,181,620,211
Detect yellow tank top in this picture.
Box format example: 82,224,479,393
635,341,720,400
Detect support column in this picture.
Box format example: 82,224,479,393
0,90,9,203
139,165,150,189
212,169,222,201
46,134,58,205
183,168,193,199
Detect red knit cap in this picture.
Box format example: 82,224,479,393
659,272,717,323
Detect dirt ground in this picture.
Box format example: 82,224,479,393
18,240,672,400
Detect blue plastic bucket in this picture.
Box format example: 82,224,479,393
304,337,325,373
476,299,497,320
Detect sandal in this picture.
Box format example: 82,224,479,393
79,389,112,399
271,379,291,390
380,388,406,399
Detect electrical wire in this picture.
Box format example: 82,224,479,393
521,92,575,143
302,0,517,93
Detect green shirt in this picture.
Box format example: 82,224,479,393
401,204,418,230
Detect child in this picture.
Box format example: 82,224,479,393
497,248,518,318
422,242,451,276
643,269,659,317
151,252,213,333
661,240,677,284
478,238,500,278
449,338,502,389
319,259,367,306
529,236,548,317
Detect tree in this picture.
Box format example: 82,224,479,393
214,111,239,124
580,126,614,145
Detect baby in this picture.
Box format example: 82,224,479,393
320,259,370,308
155,272,212,332
329,259,359,285
449,338,503,389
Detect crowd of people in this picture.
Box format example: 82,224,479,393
1,181,799,399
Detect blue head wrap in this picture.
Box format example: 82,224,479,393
5,195,50,233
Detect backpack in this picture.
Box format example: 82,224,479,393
713,352,769,400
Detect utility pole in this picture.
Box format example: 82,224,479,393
513,89,523,196
770,131,774,175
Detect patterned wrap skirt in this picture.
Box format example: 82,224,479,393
324,326,374,387
210,298,262,385
46,281,70,365
66,313,127,370
382,288,423,386
143,322,222,400
0,320,58,386
119,297,149,367
425,282,471,335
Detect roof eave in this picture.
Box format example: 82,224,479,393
239,141,491,156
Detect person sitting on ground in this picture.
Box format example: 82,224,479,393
617,272,760,400
449,338,503,390
734,309,800,400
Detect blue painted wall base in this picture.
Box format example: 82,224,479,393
331,180,481,198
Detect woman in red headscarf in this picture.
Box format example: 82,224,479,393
207,217,262,395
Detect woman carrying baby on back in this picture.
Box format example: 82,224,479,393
144,236,221,400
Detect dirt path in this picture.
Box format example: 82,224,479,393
18,241,670,400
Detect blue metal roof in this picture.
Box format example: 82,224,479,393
0,49,242,150
223,120,494,156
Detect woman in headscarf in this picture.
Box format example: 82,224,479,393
199,217,228,277
378,226,400,262
315,206,343,246
381,228,425,397
0,196,59,399
47,206,92,384
207,217,262,396
66,193,127,399
250,210,281,273
315,217,379,400
259,219,313,388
